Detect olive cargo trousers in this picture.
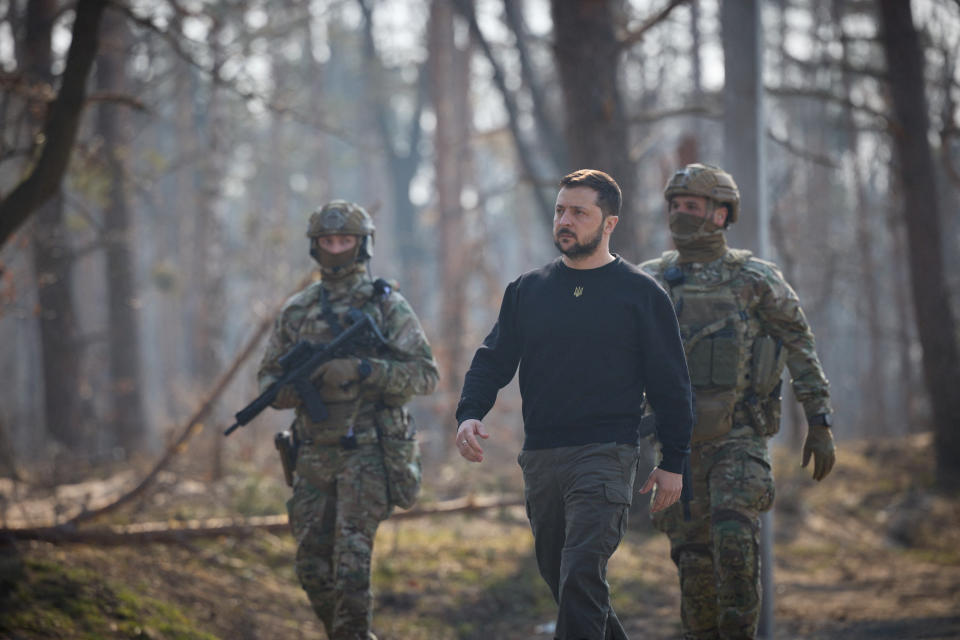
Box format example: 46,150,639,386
519,442,641,640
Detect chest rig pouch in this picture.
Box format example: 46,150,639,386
293,281,388,446
660,252,751,443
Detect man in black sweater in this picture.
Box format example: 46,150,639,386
455,169,694,640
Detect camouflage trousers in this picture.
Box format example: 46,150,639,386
287,442,391,640
652,434,774,640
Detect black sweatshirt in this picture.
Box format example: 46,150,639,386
456,256,694,473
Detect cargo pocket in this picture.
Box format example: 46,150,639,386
687,340,713,387
745,453,775,513
717,452,775,514
603,481,632,549
711,330,740,387
692,389,737,443
378,436,422,509
375,408,423,509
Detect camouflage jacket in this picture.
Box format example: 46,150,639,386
640,249,831,426
257,264,438,434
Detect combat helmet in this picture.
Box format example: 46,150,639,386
306,200,375,262
663,163,740,224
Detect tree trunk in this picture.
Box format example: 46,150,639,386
96,7,146,453
358,0,425,306
835,0,885,434
721,0,767,256
550,0,638,261
721,3,774,636
429,0,470,409
878,0,960,489
502,0,567,172
25,0,84,448
191,19,227,479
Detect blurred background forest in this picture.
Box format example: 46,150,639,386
0,0,959,638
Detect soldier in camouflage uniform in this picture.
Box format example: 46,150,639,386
639,164,836,639
257,200,438,640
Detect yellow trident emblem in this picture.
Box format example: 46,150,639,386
573,286,584,297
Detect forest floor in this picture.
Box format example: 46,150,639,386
1,431,959,639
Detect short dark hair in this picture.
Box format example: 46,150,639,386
559,169,622,218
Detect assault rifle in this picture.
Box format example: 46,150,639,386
224,309,388,436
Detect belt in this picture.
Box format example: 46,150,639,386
300,429,379,447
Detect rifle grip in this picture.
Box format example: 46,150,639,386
293,377,329,422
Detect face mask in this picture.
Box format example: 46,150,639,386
668,212,727,263
310,242,362,279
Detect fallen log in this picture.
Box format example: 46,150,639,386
1,494,525,546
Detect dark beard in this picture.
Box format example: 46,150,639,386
554,224,603,258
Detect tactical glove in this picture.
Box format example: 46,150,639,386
271,384,301,409
801,424,836,481
312,358,364,402
360,358,389,390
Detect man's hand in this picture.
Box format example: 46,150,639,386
311,358,362,402
802,424,836,481
456,419,490,463
639,467,683,513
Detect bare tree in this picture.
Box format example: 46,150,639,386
429,0,471,410
878,0,960,489
358,0,426,301
0,0,107,249
501,0,567,172
720,0,766,254
834,0,886,433
550,0,638,260
96,6,146,452
24,0,85,448
452,0,554,227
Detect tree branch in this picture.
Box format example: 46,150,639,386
502,0,567,169
111,0,360,146
0,0,107,249
766,85,892,124
619,0,690,49
450,0,553,218
85,90,148,112
1,495,526,545
767,128,838,167
780,50,887,81
631,103,721,124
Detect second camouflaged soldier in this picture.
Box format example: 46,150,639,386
640,164,836,640
257,201,438,640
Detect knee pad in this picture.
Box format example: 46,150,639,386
711,508,760,614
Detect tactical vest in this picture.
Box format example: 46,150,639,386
291,276,423,509
650,250,786,442
292,277,395,444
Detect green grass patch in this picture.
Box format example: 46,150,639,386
0,557,219,640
